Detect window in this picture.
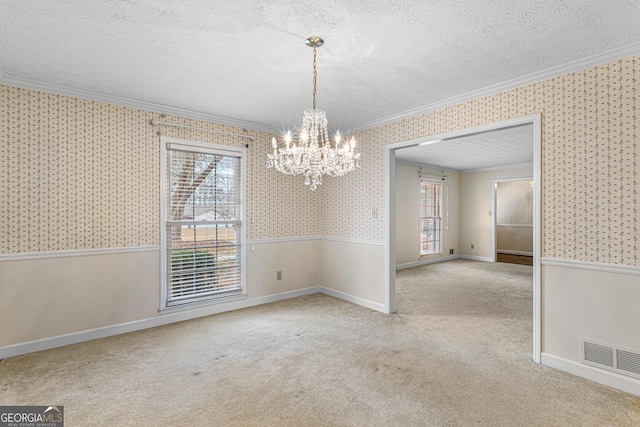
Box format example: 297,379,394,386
420,178,442,256
161,137,245,309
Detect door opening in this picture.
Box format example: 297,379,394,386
385,114,542,363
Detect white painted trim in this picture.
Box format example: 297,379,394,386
396,255,459,270
460,163,533,174
492,177,535,184
386,116,541,151
497,250,533,256
320,236,385,246
385,146,397,314
0,236,387,262
492,180,497,263
348,41,640,134
159,136,247,311
386,114,543,364
458,255,494,263
0,284,391,359
0,74,277,134
531,113,542,364
247,236,322,244
541,258,640,277
319,287,386,313
4,41,640,137
0,287,322,359
158,292,248,314
247,236,385,246
541,353,640,397
395,158,459,173
0,246,160,262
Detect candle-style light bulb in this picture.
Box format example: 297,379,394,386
285,131,292,148
271,137,277,149
335,130,341,145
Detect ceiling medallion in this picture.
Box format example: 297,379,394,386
267,36,361,190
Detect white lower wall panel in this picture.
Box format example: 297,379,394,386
0,239,323,355
0,249,161,348
542,260,640,370
246,239,321,298
319,239,386,306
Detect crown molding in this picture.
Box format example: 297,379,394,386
460,162,533,174
3,41,640,136
395,158,459,173
0,73,279,135
347,41,640,134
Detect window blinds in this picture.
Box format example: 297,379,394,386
165,145,243,306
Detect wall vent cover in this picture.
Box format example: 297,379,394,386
580,338,640,380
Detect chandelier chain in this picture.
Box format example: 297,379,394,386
312,47,317,109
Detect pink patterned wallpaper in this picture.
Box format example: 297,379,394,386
0,85,321,253
325,55,639,265
1,54,639,266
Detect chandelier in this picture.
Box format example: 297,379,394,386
267,36,361,190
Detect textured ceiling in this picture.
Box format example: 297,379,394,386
1,1,640,134
395,124,533,171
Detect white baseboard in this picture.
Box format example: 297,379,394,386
541,353,640,397
318,287,386,313
497,250,533,256
0,285,388,359
396,255,459,270
458,254,494,263
0,287,321,359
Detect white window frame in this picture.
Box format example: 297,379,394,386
420,178,443,257
159,136,247,313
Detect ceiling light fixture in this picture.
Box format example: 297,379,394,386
267,36,361,190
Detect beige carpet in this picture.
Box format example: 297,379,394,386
1,259,639,426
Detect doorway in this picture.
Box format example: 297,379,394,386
385,114,542,363
493,178,534,266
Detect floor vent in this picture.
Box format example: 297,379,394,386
581,338,640,380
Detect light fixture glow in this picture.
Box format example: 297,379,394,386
266,36,362,190
419,139,442,146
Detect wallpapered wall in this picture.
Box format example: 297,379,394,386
2,53,639,266
0,85,321,253
329,54,639,266
497,180,534,225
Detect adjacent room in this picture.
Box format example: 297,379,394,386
1,1,640,425
393,123,535,357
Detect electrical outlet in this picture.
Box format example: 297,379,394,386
471,244,475,249
449,249,454,255
276,271,282,280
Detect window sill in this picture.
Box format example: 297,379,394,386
420,253,443,260
159,292,247,314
